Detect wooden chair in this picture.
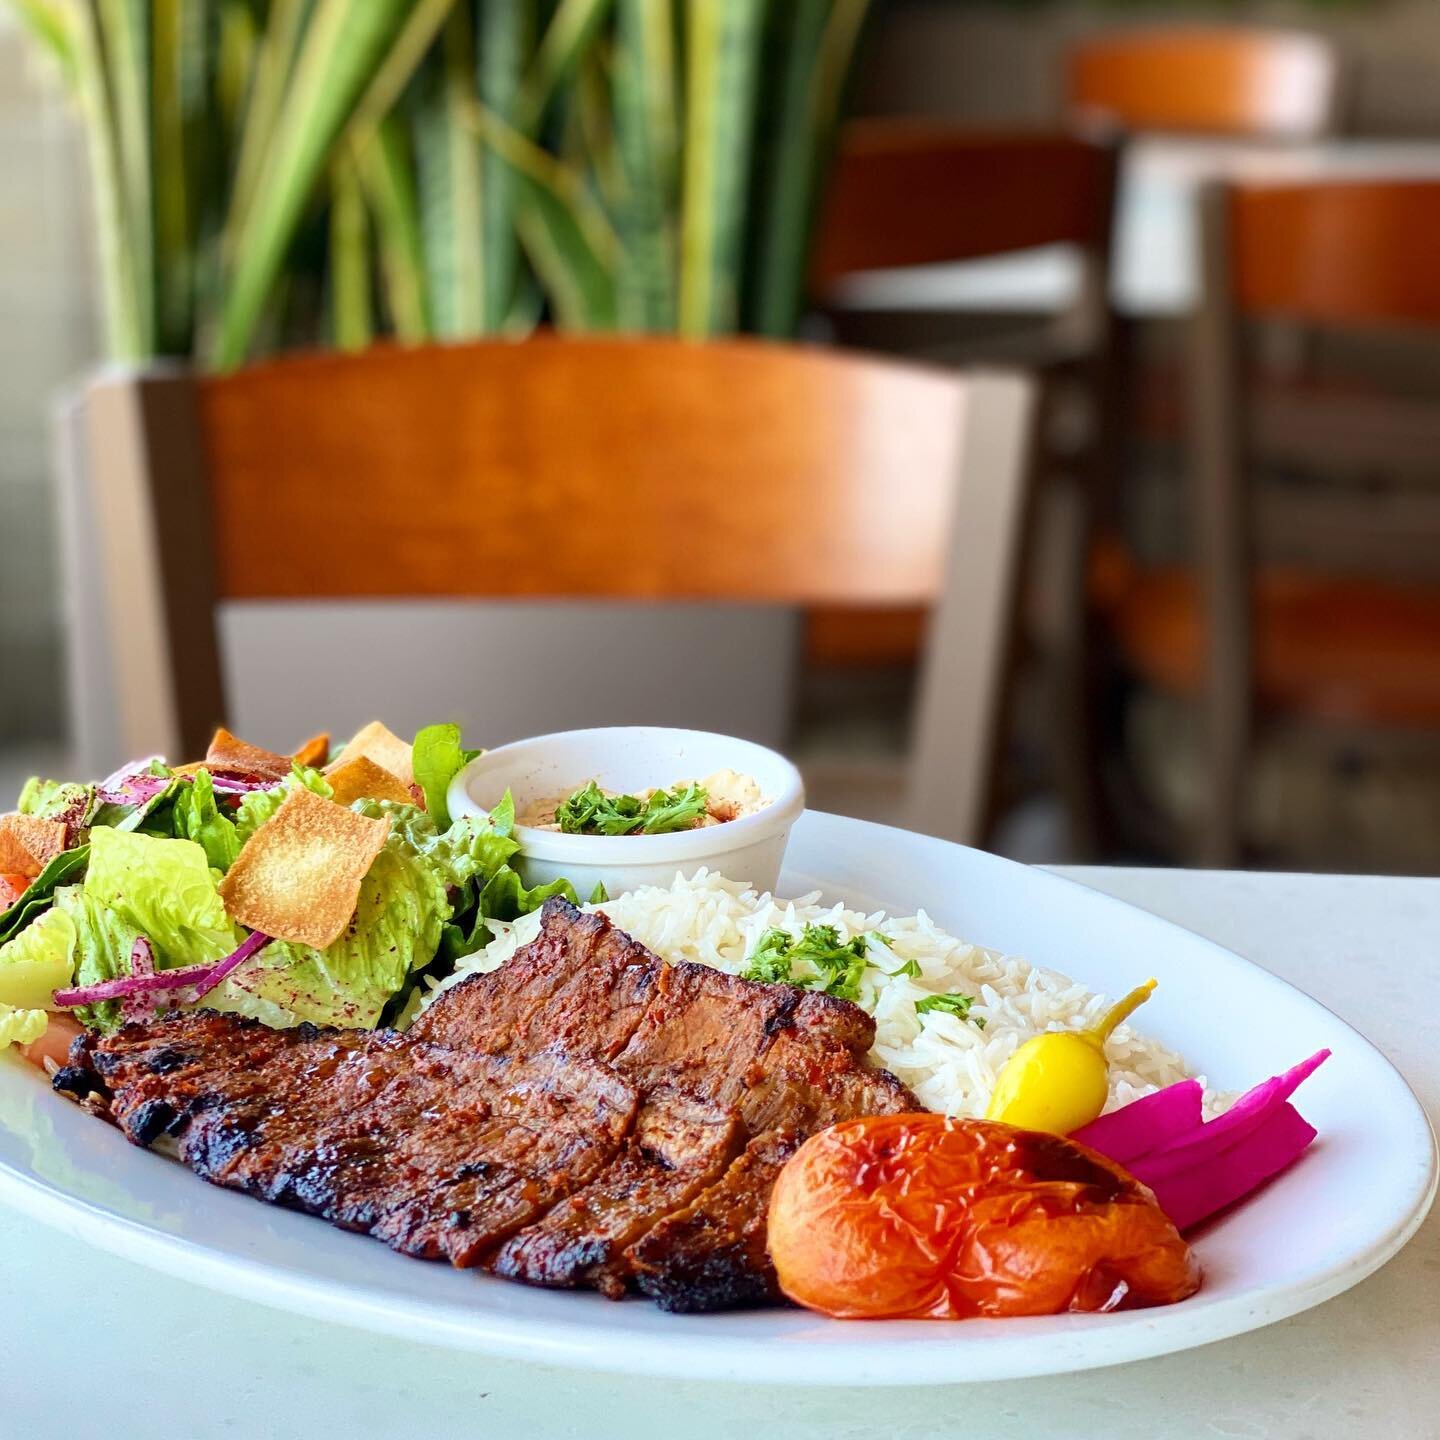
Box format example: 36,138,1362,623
809,123,1121,851
1107,180,1440,864
1067,27,1341,139
58,337,1035,846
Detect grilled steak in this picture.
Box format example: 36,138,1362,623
58,898,917,1310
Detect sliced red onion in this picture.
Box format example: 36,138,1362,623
98,757,166,792
54,928,270,1012
119,937,157,1022
205,772,282,795
96,769,173,806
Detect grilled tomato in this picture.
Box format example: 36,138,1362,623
767,1113,1200,1320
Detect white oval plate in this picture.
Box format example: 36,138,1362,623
0,812,1433,1385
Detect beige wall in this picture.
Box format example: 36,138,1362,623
860,0,1440,135
0,18,97,742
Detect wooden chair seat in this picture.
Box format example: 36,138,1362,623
1108,564,1440,728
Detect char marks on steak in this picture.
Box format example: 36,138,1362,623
59,898,916,1310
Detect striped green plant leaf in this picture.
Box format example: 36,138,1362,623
151,0,201,354
613,0,676,330
517,0,613,134
677,0,764,337
67,2,139,357
477,0,535,331
97,0,156,355
328,153,373,349
410,5,485,337
226,0,312,254
213,0,429,368
476,106,618,331
355,114,431,342
747,0,870,337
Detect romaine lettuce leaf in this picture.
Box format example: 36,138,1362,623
228,827,450,1027
412,723,480,829
0,845,89,946
232,764,332,844
18,777,95,826
477,869,578,925
171,769,240,872
84,828,238,965
54,885,142,1031
0,1003,47,1050
0,907,77,1009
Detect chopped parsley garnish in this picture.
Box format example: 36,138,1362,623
886,956,922,979
554,780,709,836
740,923,878,1001
915,991,985,1028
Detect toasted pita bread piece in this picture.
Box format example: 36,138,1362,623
324,721,414,786
291,732,331,768
326,754,414,808
217,786,390,950
173,727,294,782
0,814,70,878
205,726,295,781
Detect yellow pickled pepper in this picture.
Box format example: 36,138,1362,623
985,979,1158,1135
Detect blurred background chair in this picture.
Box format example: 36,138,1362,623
1104,178,1440,867
61,337,1034,847
1067,27,1343,139
805,123,1119,853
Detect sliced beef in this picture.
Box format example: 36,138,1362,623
63,897,918,1310
626,1130,802,1312
491,1087,743,1296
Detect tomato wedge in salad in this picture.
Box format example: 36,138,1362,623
18,1013,83,1073
0,873,29,909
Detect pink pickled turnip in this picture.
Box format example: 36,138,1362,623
1131,1101,1319,1232
1072,1077,1204,1163
1074,1051,1330,1232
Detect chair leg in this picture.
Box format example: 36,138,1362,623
1043,473,1106,859
1196,679,1248,868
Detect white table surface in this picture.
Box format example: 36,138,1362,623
4,867,1437,1440
834,136,1440,319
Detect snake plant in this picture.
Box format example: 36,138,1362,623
10,0,872,369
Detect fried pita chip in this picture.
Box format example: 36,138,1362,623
324,720,414,786
204,726,295,782
291,732,331,768
218,786,390,950
325,754,414,808
0,814,69,879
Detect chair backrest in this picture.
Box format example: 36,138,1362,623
809,123,1118,289
1068,27,1340,139
67,337,1035,843
1189,178,1440,857
1223,180,1440,330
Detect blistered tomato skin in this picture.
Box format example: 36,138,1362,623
767,1113,1201,1320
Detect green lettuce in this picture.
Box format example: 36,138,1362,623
84,827,238,963
229,819,451,1027
171,769,240,872
233,764,332,843
66,828,242,1029
0,907,77,1010
18,777,94,826
0,845,89,947
54,886,143,1031
411,723,480,830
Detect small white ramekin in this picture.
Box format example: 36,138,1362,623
447,726,805,899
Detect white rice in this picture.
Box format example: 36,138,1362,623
423,869,1207,1119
